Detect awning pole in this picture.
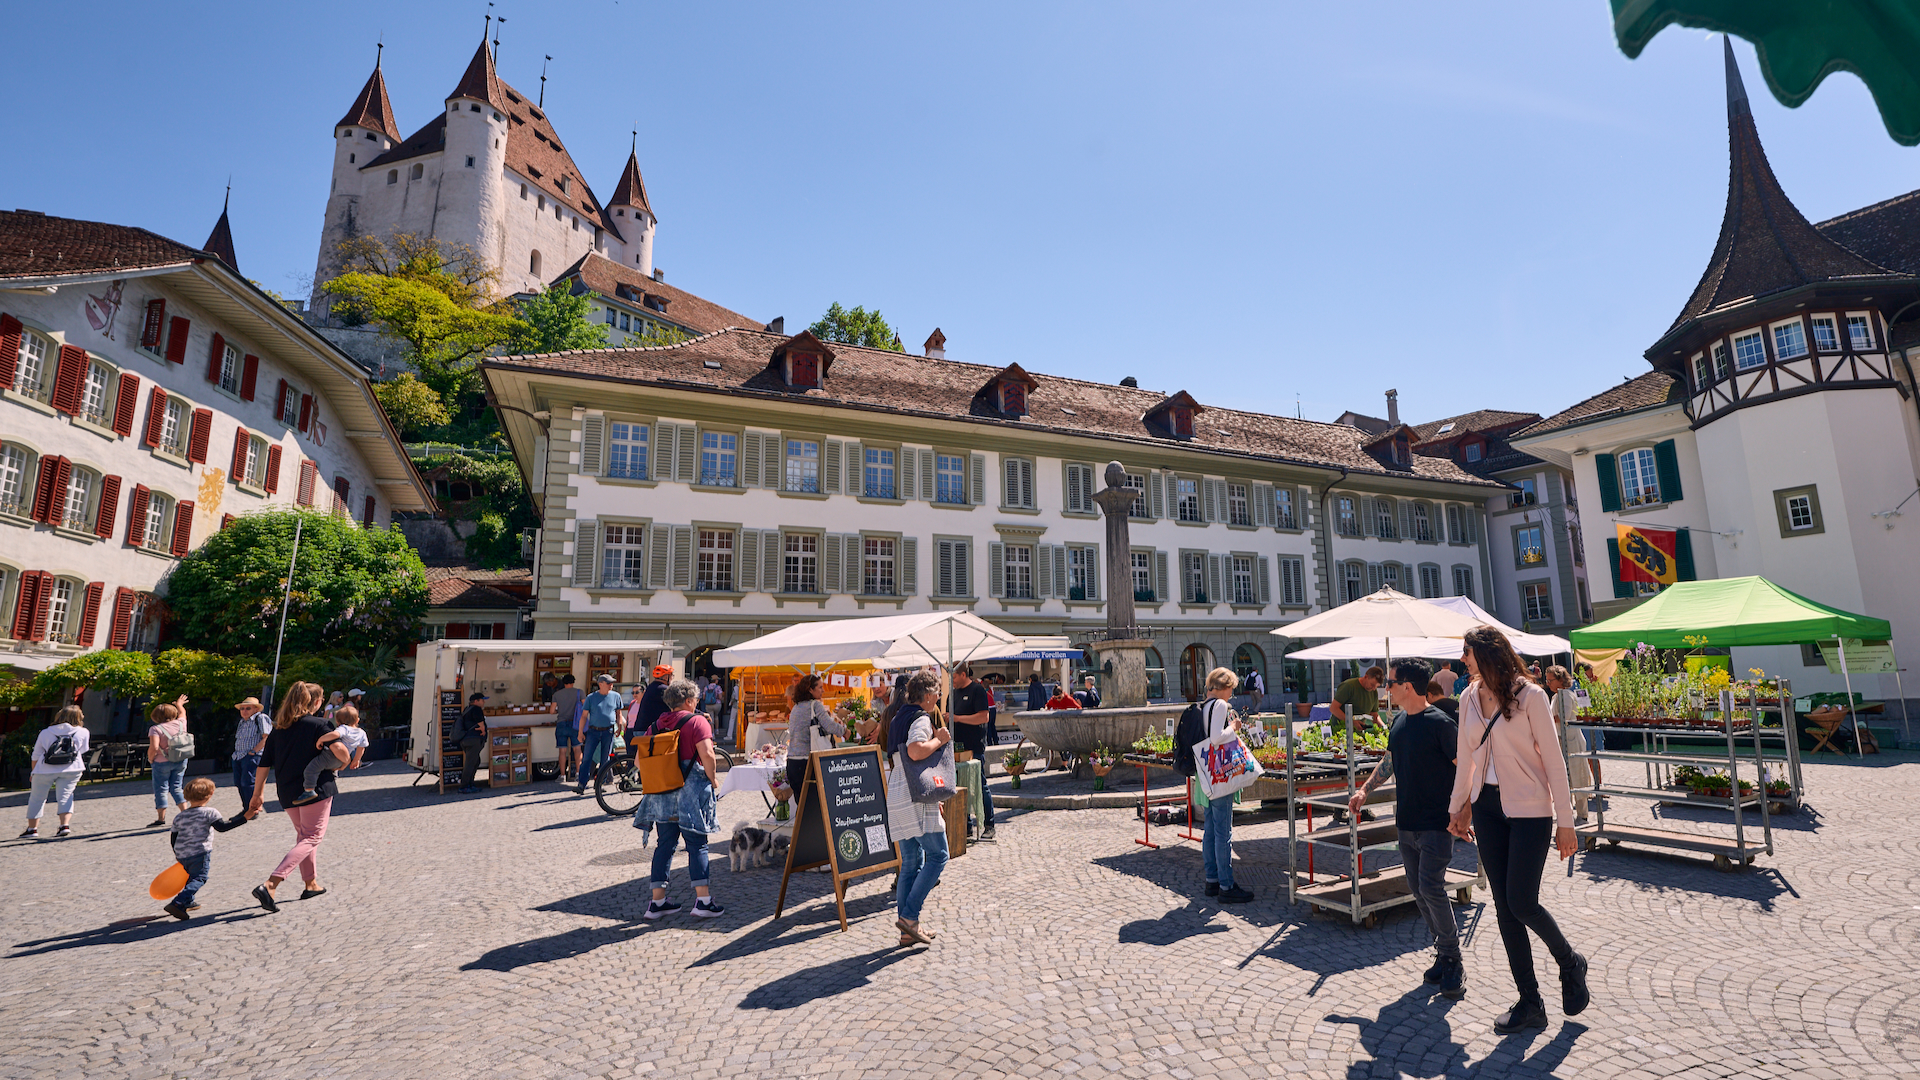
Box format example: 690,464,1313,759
1892,645,1911,746
1836,636,1864,759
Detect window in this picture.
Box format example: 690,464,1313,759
1773,484,1825,537
699,431,737,487
1619,447,1661,506
936,538,970,597
1452,565,1474,600
1772,321,1808,360
1144,646,1167,700
1733,330,1766,370
1275,488,1296,530
619,313,631,332
0,444,30,516
786,439,820,493
160,397,187,457
1511,478,1536,508
1412,502,1433,541
1522,581,1553,624
278,384,300,428
1227,483,1250,526
1810,317,1838,351
217,342,241,395
604,307,617,327
1003,458,1035,509
1464,443,1483,463
238,433,264,486
1231,556,1255,604
1131,550,1154,601
15,329,52,402
935,454,966,504
410,163,423,181
465,155,475,167
1381,562,1402,592
601,524,647,588
1570,521,1584,566
1516,525,1545,566
863,447,896,499
387,170,398,184
1280,556,1305,606
1067,545,1094,600
79,359,113,426
1064,463,1095,514
1337,496,1358,536
1126,473,1149,519
1342,562,1364,603
45,578,75,644
1693,354,1710,387
1183,552,1207,603
695,529,734,591
1785,495,1814,529
1418,564,1442,598
59,467,94,531
528,250,542,276
862,537,896,595
1848,315,1874,350
1176,478,1201,522
1004,544,1033,599
783,533,819,593
608,422,649,479
143,492,174,552
1374,498,1397,539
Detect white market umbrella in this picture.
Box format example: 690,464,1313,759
1272,588,1488,642
713,610,1023,669
1422,596,1571,656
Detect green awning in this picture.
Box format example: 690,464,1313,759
1612,1,1920,146
1569,576,1893,649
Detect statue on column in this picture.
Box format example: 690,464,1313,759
1091,462,1139,638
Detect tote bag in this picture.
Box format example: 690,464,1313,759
903,737,959,804
1191,701,1263,801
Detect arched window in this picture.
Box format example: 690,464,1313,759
1342,560,1365,603
1143,647,1166,701
1374,497,1398,539
1232,644,1267,693
45,576,85,644
411,163,424,181
1412,502,1434,542
1179,643,1215,702
0,442,38,517
1336,496,1358,536
140,491,176,553
528,250,542,277
1618,447,1661,507
387,169,398,185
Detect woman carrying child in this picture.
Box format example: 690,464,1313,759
246,682,340,913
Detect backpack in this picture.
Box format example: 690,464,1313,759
1173,701,1208,777
43,731,78,766
165,729,196,763
633,712,689,795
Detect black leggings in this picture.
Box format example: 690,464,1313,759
1473,784,1575,1000
786,759,808,794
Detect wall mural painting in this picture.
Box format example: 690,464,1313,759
85,279,125,339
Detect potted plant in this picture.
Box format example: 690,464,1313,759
1088,745,1116,791
768,774,793,821
1002,744,1031,789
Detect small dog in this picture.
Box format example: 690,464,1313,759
729,821,790,871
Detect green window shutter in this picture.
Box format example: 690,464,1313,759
1653,439,1683,503
741,432,763,487
1149,473,1164,519
1052,545,1068,598
970,454,986,505
763,435,781,489
1257,556,1271,604
822,534,843,593
824,440,843,494
1087,544,1100,600
648,525,671,589
1595,453,1621,513
1208,554,1223,604
1201,480,1216,523
901,536,918,594
847,442,863,495
1154,550,1168,602
738,529,760,591
579,416,604,476
675,425,696,484
1035,543,1054,598
652,422,675,481
762,529,781,591
670,526,693,590
572,520,599,587
988,541,1005,597
1606,538,1631,598
918,449,935,500
1674,527,1697,581
845,534,863,593
900,449,916,501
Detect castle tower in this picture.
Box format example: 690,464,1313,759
311,51,400,314
606,140,656,277
203,189,239,273
440,37,511,283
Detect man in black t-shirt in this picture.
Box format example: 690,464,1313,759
455,693,489,794
950,664,996,840
1349,658,1463,998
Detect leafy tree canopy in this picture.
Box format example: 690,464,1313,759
324,272,526,402
417,453,538,568
808,302,904,351
517,283,610,354
166,510,428,661
372,372,453,440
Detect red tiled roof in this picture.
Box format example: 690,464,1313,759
1407,409,1538,445
553,252,761,337
447,39,506,112
0,210,206,280
336,61,400,141
485,329,1505,487
429,578,527,610
1516,372,1685,439
608,151,651,216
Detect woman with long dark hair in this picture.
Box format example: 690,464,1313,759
247,682,337,912
1447,627,1589,1032
784,674,845,794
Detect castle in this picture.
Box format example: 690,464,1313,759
309,36,657,318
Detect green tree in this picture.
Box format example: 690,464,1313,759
166,510,429,661
372,372,453,439
153,650,270,706
419,453,539,569
517,283,610,353
324,272,526,402
808,302,905,351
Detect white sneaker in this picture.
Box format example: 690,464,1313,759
691,899,725,918
643,899,682,920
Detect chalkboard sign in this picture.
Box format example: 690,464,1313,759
438,689,464,791
776,745,900,931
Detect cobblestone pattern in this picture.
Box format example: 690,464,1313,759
2,753,1917,1079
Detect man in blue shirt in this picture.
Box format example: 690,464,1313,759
575,674,625,794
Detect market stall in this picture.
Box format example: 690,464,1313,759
409,639,677,794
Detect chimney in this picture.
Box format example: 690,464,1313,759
765,316,785,334
651,268,664,282
1386,389,1399,426
1120,376,1139,388
923,327,947,360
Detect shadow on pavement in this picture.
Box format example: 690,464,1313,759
9,909,265,958
737,946,921,1010
1573,846,1791,911
686,893,896,969
462,923,646,972
1474,1018,1588,1077
1115,899,1230,946
1327,986,1470,1078
1250,920,1427,996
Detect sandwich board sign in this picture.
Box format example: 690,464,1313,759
774,744,900,931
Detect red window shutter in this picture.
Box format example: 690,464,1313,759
298,393,313,432
264,445,283,493
112,372,139,436
94,474,121,539
186,408,212,464
75,582,104,647
9,572,40,639
493,622,507,640
170,500,194,556
126,484,150,547
0,313,20,388
297,460,316,506
51,345,89,414
206,333,226,383
333,476,350,509
27,571,53,642
30,455,59,522
362,494,376,526
141,299,167,347
275,379,289,423
445,623,469,639
165,316,190,364
107,586,135,650
220,512,235,531
143,386,169,447
239,354,259,401
44,457,72,526
230,429,249,480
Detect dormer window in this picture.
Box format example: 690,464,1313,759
772,331,836,391
1143,391,1204,440
999,382,1026,415
789,352,819,389
1171,408,1193,436
982,364,1038,418
1464,442,1483,463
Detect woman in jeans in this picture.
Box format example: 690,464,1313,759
146,696,191,827
784,674,846,793
246,682,338,912
21,706,90,838
886,672,950,946
1448,627,1590,1033
635,679,724,920
1198,668,1253,904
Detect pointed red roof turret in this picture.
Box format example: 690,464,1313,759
335,53,399,141
448,38,506,111
203,191,237,273
608,149,652,216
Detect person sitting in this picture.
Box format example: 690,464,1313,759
1045,689,1083,710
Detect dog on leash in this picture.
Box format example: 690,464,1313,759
729,821,790,871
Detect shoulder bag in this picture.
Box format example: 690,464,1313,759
900,712,958,804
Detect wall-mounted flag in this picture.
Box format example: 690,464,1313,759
1616,523,1678,585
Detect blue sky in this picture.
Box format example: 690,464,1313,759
9,2,1916,426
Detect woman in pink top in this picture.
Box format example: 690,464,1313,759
1447,627,1589,1034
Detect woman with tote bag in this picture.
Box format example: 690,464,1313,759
784,674,847,793
885,672,951,946
1196,668,1254,905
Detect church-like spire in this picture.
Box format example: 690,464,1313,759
1668,37,1892,331
608,143,653,217
335,45,399,141
203,187,238,273
448,35,506,111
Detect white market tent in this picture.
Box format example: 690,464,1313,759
1282,596,1571,661
713,611,1025,670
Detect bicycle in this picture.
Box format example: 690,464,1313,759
594,738,734,817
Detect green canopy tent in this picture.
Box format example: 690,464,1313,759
1611,1,1920,145
1570,576,1904,753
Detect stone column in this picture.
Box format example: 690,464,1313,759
1088,461,1153,707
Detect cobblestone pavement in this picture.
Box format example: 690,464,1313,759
2,752,1917,1079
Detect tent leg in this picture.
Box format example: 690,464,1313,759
1837,636,1863,759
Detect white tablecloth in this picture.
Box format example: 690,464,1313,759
718,760,783,799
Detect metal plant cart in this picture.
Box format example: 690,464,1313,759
1285,720,1476,928
1642,678,1802,809
1573,689,1774,871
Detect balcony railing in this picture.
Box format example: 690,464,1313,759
787,477,820,494
863,482,896,499
1135,587,1156,603
601,574,647,590
699,470,737,488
